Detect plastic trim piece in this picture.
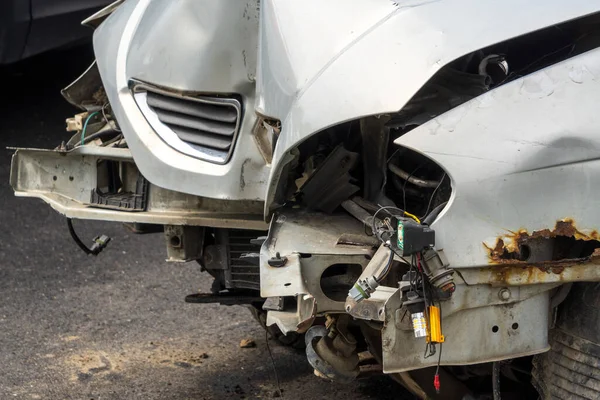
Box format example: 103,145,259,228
132,83,242,164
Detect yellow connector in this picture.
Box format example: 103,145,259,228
426,305,445,343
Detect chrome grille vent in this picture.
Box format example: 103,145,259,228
134,87,242,164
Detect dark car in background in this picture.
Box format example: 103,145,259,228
0,0,111,64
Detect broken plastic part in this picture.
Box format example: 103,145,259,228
90,169,149,212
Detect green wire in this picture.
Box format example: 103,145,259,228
80,111,100,145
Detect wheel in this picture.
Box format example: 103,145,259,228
532,283,600,400
248,306,306,349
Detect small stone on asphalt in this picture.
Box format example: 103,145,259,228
239,339,256,348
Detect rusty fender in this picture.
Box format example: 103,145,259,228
464,219,600,286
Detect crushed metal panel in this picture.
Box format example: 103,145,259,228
94,0,269,200
260,210,373,311
266,294,317,334
263,0,600,209
10,147,127,203
10,147,267,230
382,289,551,373
261,210,374,256
396,46,600,270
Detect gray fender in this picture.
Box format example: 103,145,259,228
262,0,600,210
397,47,600,269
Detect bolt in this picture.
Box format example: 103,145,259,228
268,252,288,268
499,288,511,301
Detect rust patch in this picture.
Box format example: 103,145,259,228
485,219,600,266
484,257,600,285
527,219,598,241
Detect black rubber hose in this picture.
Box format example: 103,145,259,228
423,202,448,225
375,246,395,283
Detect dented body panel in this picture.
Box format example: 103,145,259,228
92,0,600,206
262,0,600,209
397,47,600,271
93,0,268,201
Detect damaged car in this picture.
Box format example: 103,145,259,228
9,1,600,399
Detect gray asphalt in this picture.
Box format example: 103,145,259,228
0,48,409,400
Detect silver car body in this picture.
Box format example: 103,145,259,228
93,0,600,205
9,0,600,393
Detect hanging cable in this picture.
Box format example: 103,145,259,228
81,129,120,145
402,164,424,215
101,102,121,132
66,218,111,256
265,329,283,398
423,201,448,226
80,111,100,145
492,362,502,400
434,299,444,393
421,173,447,220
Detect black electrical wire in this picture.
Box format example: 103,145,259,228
81,129,121,145
402,164,424,215
100,134,124,147
67,218,94,255
421,173,446,220
418,252,437,359
265,329,283,398
423,201,448,226
101,102,121,132
492,362,502,400
407,253,417,292
435,299,444,375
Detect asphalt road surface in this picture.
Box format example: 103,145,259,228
0,48,411,400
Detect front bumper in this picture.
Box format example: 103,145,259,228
10,146,266,230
